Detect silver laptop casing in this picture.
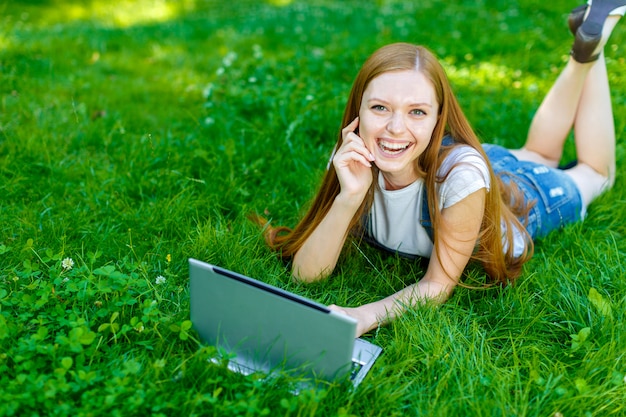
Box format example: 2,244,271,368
189,258,381,385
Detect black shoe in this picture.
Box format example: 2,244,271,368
568,4,588,35
571,0,626,63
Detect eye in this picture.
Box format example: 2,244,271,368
410,108,426,116
371,104,387,111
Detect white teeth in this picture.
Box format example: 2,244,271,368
378,140,410,152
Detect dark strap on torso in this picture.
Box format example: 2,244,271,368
419,135,456,241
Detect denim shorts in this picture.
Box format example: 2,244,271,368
483,144,582,239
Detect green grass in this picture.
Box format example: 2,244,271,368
1,0,626,415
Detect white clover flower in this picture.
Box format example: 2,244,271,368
222,51,237,67
311,47,324,58
252,44,263,59
61,257,74,271
155,275,166,285
201,83,213,99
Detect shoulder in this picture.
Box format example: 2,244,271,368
436,144,491,207
439,144,489,177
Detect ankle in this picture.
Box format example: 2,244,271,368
608,6,626,17
585,1,626,17
594,14,621,53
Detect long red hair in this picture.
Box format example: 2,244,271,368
258,43,533,284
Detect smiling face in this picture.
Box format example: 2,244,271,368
358,70,439,189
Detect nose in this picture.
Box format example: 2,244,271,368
386,112,406,135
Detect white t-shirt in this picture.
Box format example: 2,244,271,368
366,145,525,258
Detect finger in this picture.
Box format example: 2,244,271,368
328,304,341,312
334,152,372,169
341,117,360,138
328,304,347,315
335,152,372,168
341,133,375,162
341,132,365,148
335,143,373,167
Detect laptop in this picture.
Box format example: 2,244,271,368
189,258,382,387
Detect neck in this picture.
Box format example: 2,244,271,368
382,172,420,190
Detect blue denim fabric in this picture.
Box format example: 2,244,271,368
483,144,582,239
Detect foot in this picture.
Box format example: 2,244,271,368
571,0,626,63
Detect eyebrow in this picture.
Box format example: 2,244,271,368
366,98,433,108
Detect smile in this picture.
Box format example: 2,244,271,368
377,139,413,156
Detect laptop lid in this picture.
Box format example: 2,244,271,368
189,258,361,382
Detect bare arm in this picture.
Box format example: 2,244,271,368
331,188,486,336
292,118,375,281
292,193,363,281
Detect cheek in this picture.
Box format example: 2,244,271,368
357,114,376,137
410,120,437,140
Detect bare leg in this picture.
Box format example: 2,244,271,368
511,15,620,209
563,52,615,210
570,52,615,182
511,61,591,168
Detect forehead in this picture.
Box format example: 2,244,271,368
364,70,436,103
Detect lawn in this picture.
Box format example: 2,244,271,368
1,0,625,415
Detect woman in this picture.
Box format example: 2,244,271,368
259,1,624,337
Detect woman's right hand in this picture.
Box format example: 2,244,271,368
332,117,375,201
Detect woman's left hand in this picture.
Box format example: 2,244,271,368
328,304,376,338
